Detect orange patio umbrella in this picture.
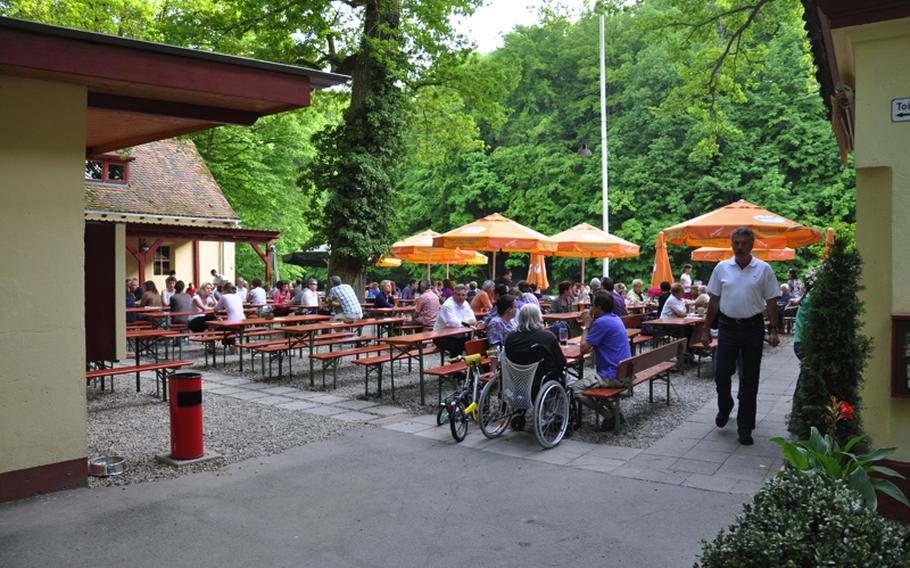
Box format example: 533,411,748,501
662,200,823,249
433,213,557,279
527,254,549,291
692,247,796,262
375,256,402,267
549,222,640,283
650,231,674,289
392,229,475,279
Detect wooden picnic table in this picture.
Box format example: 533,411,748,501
207,314,331,371
125,328,184,388
543,311,583,322
283,317,408,386
647,316,704,327
364,306,416,315
380,327,473,405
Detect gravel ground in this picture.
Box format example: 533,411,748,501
159,337,725,449
86,373,360,488
91,334,788,487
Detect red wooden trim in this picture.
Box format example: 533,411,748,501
126,223,279,243
0,457,87,502
87,123,220,156
0,27,312,107
125,242,142,262
265,243,273,285
250,242,268,262
88,92,260,126
193,240,201,288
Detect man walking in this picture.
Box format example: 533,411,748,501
702,227,780,445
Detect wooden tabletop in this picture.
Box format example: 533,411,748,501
126,306,170,313
126,329,182,339
365,306,417,314
380,326,472,346
648,316,704,326
282,317,408,335
543,311,583,322
207,314,331,328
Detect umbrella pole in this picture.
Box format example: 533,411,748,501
427,263,431,281
581,257,585,284
492,251,497,280
445,264,450,279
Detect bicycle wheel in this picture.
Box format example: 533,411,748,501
533,380,569,449
449,400,469,442
478,377,509,439
436,404,448,426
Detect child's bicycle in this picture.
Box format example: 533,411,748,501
437,351,493,442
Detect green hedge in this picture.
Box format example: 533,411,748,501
697,474,909,567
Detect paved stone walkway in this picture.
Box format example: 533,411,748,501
201,342,798,496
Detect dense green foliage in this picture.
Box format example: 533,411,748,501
789,241,871,445
697,473,910,567
2,0,856,288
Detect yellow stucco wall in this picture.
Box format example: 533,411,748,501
0,76,87,473
124,239,232,290
846,20,910,458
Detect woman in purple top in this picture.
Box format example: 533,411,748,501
486,294,517,349
372,280,395,309
441,279,454,300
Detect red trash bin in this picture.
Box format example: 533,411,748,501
168,372,204,459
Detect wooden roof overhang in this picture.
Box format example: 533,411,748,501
0,16,348,155
124,223,280,244
802,0,910,162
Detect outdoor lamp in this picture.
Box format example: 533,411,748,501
576,142,593,158
139,241,150,253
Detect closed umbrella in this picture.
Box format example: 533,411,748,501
527,254,549,291
692,247,796,262
662,200,823,249
432,213,556,279
650,231,674,289
549,222,640,283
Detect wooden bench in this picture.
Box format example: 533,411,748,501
353,344,441,398
86,360,194,400
308,344,388,388
687,321,717,378
622,314,653,353
580,339,686,432
189,330,235,367
425,338,491,405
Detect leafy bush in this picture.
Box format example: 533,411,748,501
697,474,910,568
772,424,909,510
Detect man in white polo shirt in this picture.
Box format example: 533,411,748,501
702,227,780,445
433,283,476,356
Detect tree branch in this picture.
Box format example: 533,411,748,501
705,0,772,104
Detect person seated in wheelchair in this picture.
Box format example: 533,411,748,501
577,290,633,428
503,303,567,403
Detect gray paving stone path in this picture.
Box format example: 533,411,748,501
199,342,798,495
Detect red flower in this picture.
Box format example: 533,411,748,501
839,401,855,421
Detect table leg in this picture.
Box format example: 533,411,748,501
418,343,425,406
135,338,142,392
239,327,245,372
308,332,316,388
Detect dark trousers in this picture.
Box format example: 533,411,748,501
433,336,468,358
714,314,764,435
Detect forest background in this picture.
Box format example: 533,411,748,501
1,0,853,288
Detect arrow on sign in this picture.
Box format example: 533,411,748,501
898,113,910,118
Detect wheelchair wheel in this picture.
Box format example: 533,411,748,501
478,377,509,439
436,404,448,426
449,400,469,442
533,380,569,449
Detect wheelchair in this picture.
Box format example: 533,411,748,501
476,350,576,449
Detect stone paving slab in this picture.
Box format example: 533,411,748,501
275,400,320,411
309,394,349,404
261,386,298,395
220,378,252,386
332,411,377,423
302,405,347,417
224,390,271,401
205,386,244,395
251,395,294,406
335,399,380,411
365,405,407,416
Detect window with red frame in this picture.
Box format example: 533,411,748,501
85,156,129,184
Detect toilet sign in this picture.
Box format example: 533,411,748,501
892,98,910,122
